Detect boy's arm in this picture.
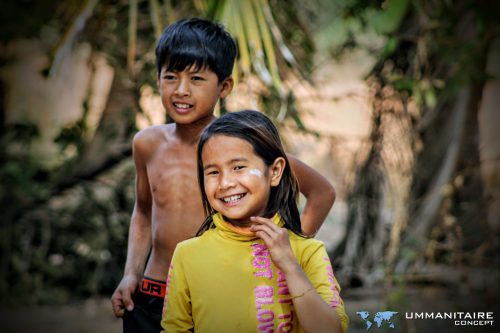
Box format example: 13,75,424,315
111,134,153,317
287,154,336,236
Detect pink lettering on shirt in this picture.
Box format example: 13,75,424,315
278,321,294,332
276,270,294,330
252,243,273,279
324,257,341,307
255,285,274,298
163,263,174,314
258,322,275,333
257,309,275,322
254,286,275,332
252,243,276,332
251,243,295,332
277,270,289,295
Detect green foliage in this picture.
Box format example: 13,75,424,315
370,0,410,34
0,117,134,303
55,119,87,155
0,158,135,304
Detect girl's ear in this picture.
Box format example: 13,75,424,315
269,157,286,187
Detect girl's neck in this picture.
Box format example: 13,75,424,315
223,218,255,236
225,217,252,229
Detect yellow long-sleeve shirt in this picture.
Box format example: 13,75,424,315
161,213,349,333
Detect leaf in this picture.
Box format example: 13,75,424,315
424,85,437,109
241,0,273,85
381,36,399,59
253,0,282,89
371,0,410,34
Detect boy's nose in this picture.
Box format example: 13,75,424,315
174,80,191,96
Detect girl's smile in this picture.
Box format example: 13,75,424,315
220,193,247,206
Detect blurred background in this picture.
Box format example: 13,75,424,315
0,0,499,332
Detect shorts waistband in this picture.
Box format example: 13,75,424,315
139,276,166,298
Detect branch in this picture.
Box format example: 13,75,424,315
49,0,100,76
395,88,470,273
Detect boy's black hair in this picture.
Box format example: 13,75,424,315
196,110,304,237
155,18,237,82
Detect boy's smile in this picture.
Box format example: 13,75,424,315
172,102,193,114
202,135,274,227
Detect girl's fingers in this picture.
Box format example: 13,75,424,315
250,224,275,240
254,230,272,244
250,216,281,231
250,216,276,226
250,219,290,247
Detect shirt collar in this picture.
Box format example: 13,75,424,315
212,212,284,242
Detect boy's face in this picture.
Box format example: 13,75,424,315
157,65,233,125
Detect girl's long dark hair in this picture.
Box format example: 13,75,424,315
196,110,304,237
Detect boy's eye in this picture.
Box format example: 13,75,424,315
206,170,219,176
192,76,205,81
234,165,246,171
163,74,176,80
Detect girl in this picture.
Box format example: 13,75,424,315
161,110,348,333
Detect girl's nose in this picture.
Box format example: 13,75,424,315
219,172,236,190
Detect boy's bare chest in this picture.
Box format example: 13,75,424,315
147,144,201,205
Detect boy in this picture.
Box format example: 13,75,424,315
111,18,336,333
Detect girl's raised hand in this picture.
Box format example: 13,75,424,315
249,216,300,274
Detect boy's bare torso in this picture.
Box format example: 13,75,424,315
137,123,206,281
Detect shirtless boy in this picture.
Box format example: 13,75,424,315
111,18,336,333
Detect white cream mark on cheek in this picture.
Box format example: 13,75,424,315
249,168,263,178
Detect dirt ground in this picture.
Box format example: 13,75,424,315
1,283,498,333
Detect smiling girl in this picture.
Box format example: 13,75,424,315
161,110,348,333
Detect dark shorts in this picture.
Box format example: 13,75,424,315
123,277,166,333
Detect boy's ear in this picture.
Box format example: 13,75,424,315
219,76,234,99
270,157,286,187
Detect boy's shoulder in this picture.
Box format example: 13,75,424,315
134,123,174,142
132,123,175,152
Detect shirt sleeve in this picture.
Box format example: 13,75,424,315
301,242,349,333
161,244,194,333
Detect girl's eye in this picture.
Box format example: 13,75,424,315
234,165,246,171
206,170,219,176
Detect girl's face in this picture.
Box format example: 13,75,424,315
202,135,285,227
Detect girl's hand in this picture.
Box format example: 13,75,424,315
249,216,300,273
